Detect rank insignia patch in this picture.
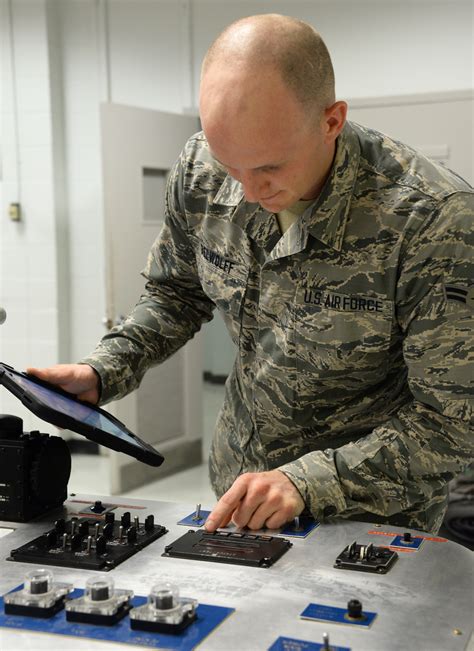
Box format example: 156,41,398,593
444,284,474,308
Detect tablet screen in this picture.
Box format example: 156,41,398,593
0,363,164,466
13,373,134,443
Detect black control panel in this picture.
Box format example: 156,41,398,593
8,513,167,571
334,540,398,574
163,529,293,568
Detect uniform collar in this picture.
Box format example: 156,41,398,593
211,121,360,253
304,122,360,251
212,173,244,206
212,176,281,258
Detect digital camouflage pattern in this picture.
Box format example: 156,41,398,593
82,121,474,533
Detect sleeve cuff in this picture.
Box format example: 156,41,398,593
78,359,109,405
278,450,348,520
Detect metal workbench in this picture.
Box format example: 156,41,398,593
1,494,473,650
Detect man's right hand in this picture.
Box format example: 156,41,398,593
26,364,100,405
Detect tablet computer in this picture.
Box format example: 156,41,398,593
0,362,164,467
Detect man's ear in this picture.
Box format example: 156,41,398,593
322,101,347,143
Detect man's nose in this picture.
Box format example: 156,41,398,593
239,170,266,203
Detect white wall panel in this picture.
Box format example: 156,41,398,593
4,111,52,147
190,1,473,105
8,0,50,77
55,0,105,360
15,76,51,112
107,0,186,112
0,0,68,430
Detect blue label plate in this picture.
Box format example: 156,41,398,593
390,535,424,551
300,603,376,628
177,510,211,527
280,517,320,538
269,636,351,650
177,513,319,537
0,586,234,649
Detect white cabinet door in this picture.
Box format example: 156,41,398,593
347,91,473,184
100,103,202,494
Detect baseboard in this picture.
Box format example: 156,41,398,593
67,440,99,455
203,371,227,385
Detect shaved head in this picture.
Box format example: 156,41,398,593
202,14,335,115
199,14,346,211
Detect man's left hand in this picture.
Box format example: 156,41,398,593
205,470,305,532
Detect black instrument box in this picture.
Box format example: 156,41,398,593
0,415,71,522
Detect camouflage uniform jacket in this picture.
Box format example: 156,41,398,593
82,121,474,533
